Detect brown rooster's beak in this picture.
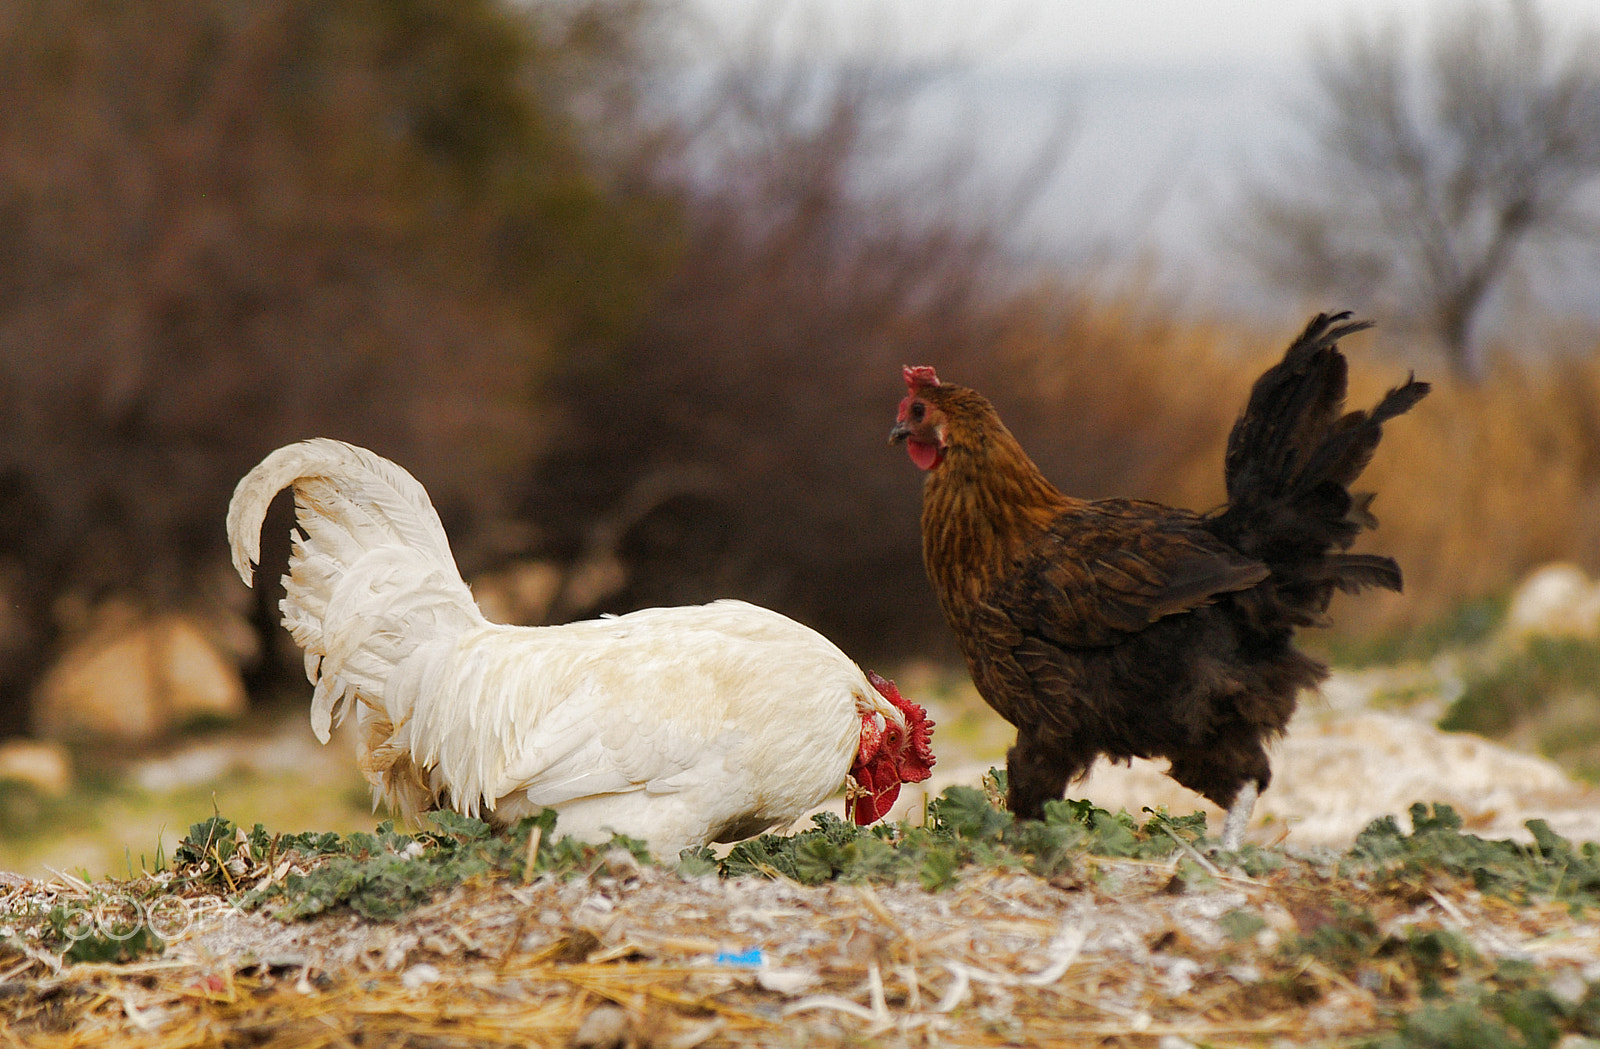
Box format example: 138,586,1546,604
888,421,911,444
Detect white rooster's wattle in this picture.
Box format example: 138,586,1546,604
226,439,934,855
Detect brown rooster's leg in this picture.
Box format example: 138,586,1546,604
1220,780,1258,852
1006,734,1087,821
1168,739,1272,850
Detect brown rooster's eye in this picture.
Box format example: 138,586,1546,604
909,401,926,422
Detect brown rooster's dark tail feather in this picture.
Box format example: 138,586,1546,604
1289,373,1431,516
1222,311,1367,504
1325,553,1404,594
1208,313,1428,609
1368,374,1432,427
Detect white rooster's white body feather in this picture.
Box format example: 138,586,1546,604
226,439,901,855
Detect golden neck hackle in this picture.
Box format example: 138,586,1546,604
919,410,1075,603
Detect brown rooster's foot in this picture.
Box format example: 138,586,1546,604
1219,780,1258,852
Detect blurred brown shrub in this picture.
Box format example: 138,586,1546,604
0,0,672,729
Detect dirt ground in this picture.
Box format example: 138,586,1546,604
6,833,1598,1049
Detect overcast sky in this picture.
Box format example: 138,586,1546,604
690,0,1600,69
684,0,1600,323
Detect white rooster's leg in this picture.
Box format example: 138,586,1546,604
1220,780,1258,851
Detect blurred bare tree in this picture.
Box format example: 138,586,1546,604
1238,0,1600,378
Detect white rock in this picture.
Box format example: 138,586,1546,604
1507,563,1600,639
0,739,71,795
33,609,247,742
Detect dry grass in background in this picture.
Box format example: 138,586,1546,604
979,300,1600,640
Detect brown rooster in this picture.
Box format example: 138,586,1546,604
891,313,1429,849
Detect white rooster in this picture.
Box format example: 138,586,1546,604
226,439,934,855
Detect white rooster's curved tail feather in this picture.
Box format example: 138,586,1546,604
225,439,486,747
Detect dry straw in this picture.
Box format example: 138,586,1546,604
3,837,1596,1047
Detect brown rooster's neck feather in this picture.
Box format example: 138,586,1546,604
920,409,1075,603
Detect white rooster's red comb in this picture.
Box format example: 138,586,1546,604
866,670,935,774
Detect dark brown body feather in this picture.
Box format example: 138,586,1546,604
899,313,1430,819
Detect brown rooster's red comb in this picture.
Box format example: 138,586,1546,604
902,365,940,392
